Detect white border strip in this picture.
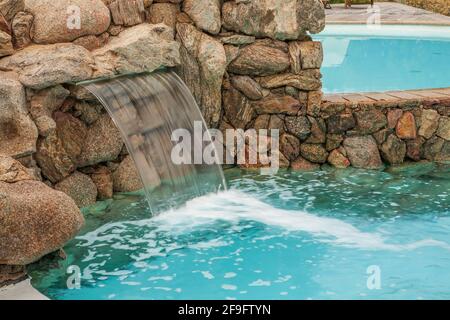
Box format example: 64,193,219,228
0,279,49,300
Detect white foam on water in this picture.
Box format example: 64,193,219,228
80,190,450,252
152,190,450,252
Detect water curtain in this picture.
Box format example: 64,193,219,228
82,70,227,214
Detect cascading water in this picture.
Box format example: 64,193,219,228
81,70,227,215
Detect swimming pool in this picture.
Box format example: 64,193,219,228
30,164,450,300
315,25,450,93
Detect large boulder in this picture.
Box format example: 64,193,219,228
90,166,113,200
222,0,325,40
380,134,406,165
285,116,311,140
387,109,403,129
55,171,97,208
326,133,344,151
0,74,38,158
148,2,179,30
396,111,417,139
11,11,33,49
305,116,326,144
291,156,320,171
31,86,70,117
36,134,76,183
30,86,70,137
93,23,180,78
36,112,87,183
418,109,440,139
73,101,103,125
406,137,425,161
354,109,387,135
24,0,111,44
227,42,290,76
327,149,350,168
288,41,323,72
258,71,322,91
112,155,153,192
326,113,356,134
108,0,146,27
297,0,326,34
0,29,13,57
436,117,450,141
307,90,323,117
280,133,300,161
0,179,84,265
176,23,226,127
219,34,256,46
252,95,301,115
423,136,450,161
55,112,87,162
222,85,254,129
230,75,268,100
0,0,25,22
0,43,94,89
182,0,221,34
78,114,124,167
343,136,383,169
300,143,328,163
73,33,110,51
0,14,8,33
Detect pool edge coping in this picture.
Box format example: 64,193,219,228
323,87,450,107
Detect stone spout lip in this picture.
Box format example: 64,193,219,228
0,23,180,90
75,68,169,87
91,23,181,80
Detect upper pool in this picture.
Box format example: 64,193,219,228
314,25,450,93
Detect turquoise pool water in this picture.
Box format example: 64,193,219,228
315,25,450,93
30,163,450,300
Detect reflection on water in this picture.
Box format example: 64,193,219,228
30,163,450,300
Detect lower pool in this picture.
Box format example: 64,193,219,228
315,25,450,93
30,163,450,300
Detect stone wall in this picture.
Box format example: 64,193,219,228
395,0,450,16
230,92,450,171
315,95,450,170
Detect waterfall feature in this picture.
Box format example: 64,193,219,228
82,70,227,215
